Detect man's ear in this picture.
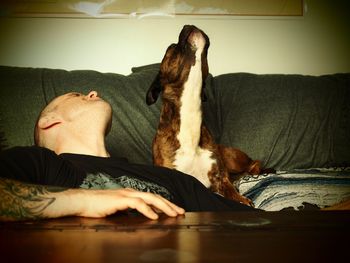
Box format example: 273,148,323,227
146,72,162,105
38,112,63,130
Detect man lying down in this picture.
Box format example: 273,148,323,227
1,91,348,221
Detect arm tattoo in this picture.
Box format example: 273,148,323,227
0,178,66,221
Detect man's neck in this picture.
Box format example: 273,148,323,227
54,132,110,158
56,146,110,158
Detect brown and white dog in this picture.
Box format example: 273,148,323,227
146,25,268,205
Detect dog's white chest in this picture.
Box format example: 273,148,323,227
173,48,215,187
177,49,203,149
174,149,215,187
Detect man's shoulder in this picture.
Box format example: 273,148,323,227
1,146,57,159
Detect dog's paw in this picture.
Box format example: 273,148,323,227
237,195,254,207
224,187,254,207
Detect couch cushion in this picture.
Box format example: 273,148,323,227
213,73,350,170
0,66,46,150
0,65,159,164
0,64,215,165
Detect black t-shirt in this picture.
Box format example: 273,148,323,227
0,146,255,212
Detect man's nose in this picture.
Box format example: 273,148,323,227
87,91,98,99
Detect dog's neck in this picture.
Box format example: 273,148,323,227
177,48,203,151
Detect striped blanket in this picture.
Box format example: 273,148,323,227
237,168,350,211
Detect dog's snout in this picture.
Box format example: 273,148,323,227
188,30,206,50
178,25,207,50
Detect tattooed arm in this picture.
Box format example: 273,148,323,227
0,177,64,221
0,177,185,221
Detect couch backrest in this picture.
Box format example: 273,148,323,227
0,65,162,164
212,73,350,169
1,65,349,170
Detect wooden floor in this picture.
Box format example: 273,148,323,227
1,211,349,263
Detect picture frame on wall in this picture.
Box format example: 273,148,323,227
0,0,304,18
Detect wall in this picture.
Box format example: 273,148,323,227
0,0,349,76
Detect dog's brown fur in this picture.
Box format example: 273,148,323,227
146,25,270,205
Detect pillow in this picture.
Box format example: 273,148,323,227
213,73,350,170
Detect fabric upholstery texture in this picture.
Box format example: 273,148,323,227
213,73,350,170
237,168,350,211
1,65,349,170
0,65,160,164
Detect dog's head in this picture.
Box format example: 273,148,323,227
146,25,210,105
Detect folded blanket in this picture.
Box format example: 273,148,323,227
236,168,350,211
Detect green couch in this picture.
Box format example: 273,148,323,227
1,64,349,210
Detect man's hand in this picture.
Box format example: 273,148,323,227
70,188,185,220
0,178,185,221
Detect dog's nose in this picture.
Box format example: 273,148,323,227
183,24,196,31
188,30,205,50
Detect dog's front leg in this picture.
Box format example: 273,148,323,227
209,165,253,206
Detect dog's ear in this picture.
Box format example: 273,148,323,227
146,72,162,105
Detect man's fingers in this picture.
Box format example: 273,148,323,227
82,188,185,220
124,190,185,218
130,192,178,217
126,197,159,220
151,194,185,215
161,197,186,214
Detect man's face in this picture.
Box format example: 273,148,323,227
35,91,112,148
41,91,112,132
48,91,112,121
